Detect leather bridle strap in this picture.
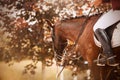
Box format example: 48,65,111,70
73,6,95,49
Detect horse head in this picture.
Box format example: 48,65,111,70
46,20,68,62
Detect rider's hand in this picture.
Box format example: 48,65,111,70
92,0,102,8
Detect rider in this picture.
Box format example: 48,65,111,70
93,0,120,66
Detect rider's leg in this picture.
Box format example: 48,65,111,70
95,28,119,66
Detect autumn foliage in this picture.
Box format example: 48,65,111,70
0,0,111,74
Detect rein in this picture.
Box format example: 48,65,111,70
73,6,95,49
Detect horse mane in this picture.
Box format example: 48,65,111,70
61,15,86,22
61,14,101,22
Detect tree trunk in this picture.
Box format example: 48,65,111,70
41,63,45,80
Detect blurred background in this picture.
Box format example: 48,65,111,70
0,60,89,80
0,0,111,80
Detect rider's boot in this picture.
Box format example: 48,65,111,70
95,28,119,66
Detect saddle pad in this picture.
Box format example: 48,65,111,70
94,22,120,48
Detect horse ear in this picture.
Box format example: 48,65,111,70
45,19,54,28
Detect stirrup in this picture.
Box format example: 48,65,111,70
94,53,106,66
107,55,116,60
106,55,119,67
97,53,106,66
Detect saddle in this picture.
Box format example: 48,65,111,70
94,22,120,48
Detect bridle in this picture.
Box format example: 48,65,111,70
51,27,63,63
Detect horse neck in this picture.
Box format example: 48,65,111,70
59,15,101,43
59,18,86,42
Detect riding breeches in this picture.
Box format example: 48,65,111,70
93,9,120,31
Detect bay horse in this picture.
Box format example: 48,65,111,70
46,14,120,80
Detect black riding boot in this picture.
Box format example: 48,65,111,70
95,28,119,66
